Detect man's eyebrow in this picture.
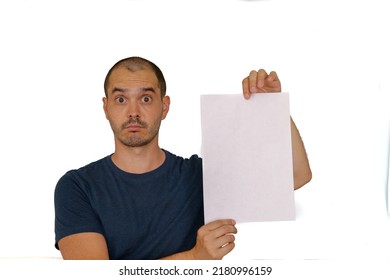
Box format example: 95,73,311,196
111,87,157,95
111,87,126,94
141,87,157,94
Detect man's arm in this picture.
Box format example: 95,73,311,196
58,232,110,260
242,69,312,190
290,117,312,189
161,219,237,260
58,220,237,260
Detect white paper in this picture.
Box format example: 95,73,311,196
201,93,295,223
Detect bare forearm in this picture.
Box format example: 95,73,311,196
290,118,312,190
160,250,195,260
58,232,110,260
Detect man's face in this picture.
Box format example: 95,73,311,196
103,67,170,148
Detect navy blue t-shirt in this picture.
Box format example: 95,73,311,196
54,150,204,259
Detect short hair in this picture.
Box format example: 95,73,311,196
104,56,166,98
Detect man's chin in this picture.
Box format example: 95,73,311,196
121,136,152,148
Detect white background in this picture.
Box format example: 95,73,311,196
0,0,389,261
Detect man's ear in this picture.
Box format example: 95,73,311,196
102,97,109,120
161,96,170,120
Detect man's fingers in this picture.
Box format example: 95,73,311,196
202,219,236,231
216,233,235,248
256,69,268,88
267,70,279,82
208,224,237,241
243,68,281,97
248,70,259,93
242,69,269,97
218,241,235,256
194,219,237,259
198,219,237,245
242,77,250,98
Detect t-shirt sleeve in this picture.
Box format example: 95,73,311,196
54,171,104,249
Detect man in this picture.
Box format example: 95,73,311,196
54,56,312,260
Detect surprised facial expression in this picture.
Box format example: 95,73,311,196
103,67,170,148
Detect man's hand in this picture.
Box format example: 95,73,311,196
242,69,281,99
189,219,237,260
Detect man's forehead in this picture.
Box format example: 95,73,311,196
109,67,159,86
107,67,161,97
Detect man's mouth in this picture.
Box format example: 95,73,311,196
122,119,147,131
126,124,142,131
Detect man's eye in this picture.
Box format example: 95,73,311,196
116,97,126,104
142,96,151,103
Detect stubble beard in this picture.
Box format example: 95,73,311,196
116,118,161,148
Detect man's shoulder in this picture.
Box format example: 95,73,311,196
57,156,111,186
164,150,202,165
163,150,203,177
69,155,109,173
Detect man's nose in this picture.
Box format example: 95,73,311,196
127,101,140,119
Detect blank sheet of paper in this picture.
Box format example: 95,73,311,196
201,93,295,223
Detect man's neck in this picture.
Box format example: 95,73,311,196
111,144,166,174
